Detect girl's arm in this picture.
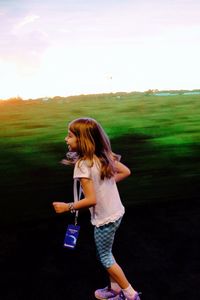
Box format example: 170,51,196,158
52,177,96,213
114,161,131,182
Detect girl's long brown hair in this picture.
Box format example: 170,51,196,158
68,118,120,179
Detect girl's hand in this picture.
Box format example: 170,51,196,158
52,202,69,213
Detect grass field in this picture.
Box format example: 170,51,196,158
0,93,200,300
0,93,199,225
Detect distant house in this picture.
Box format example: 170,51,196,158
42,97,49,101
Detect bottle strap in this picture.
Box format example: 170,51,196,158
73,178,82,225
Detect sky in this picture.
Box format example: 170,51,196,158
0,0,200,99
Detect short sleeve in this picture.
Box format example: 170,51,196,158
73,160,91,179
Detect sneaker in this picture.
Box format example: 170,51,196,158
114,292,126,299
122,291,142,300
94,286,120,299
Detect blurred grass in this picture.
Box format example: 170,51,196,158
0,93,199,225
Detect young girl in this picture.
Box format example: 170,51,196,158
53,117,141,300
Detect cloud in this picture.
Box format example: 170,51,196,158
0,10,5,16
13,14,40,32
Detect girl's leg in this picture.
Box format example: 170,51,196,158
107,262,130,289
94,219,138,299
94,219,122,294
107,263,138,299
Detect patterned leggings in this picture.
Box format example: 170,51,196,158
94,217,122,269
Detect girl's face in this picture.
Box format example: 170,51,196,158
65,130,78,152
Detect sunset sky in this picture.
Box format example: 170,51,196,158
0,0,200,99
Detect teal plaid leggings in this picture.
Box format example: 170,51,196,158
94,217,122,269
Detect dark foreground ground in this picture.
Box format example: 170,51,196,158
0,198,199,300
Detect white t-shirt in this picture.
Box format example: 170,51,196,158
73,159,125,227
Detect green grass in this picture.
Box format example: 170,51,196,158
0,93,199,224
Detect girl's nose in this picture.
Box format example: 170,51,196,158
65,136,68,142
